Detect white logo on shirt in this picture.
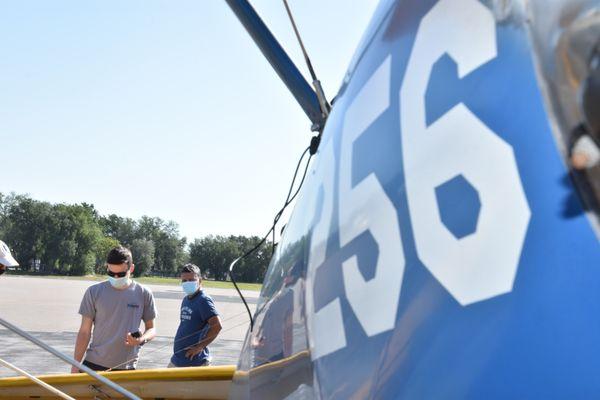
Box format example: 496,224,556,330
181,306,193,321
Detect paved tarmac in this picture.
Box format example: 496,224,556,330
0,276,258,377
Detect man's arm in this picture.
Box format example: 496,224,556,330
71,316,93,373
141,319,156,343
125,319,156,346
186,316,222,359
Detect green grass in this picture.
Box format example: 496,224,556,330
7,273,262,291
136,276,262,291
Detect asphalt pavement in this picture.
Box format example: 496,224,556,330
0,276,258,377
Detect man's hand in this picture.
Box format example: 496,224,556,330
70,365,80,374
125,332,143,347
185,344,204,360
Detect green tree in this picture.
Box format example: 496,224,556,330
231,235,273,283
189,235,272,283
131,238,155,277
135,216,187,276
2,195,52,271
94,236,121,274
99,215,137,246
42,203,103,275
1,191,269,281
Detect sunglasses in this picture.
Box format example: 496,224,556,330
107,269,129,278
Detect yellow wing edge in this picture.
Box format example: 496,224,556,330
0,365,236,388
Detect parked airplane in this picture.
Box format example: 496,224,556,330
226,0,600,398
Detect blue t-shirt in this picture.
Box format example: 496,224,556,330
171,290,219,367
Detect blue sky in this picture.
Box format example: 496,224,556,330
0,0,379,241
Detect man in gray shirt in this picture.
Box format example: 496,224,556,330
72,246,157,372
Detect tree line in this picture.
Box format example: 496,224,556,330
0,192,272,282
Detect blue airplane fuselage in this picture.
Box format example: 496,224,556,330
230,0,600,398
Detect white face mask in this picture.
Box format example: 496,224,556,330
181,281,199,295
108,275,131,289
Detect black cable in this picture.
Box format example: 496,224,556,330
106,313,250,371
272,146,311,256
271,145,313,226
228,141,314,331
283,146,310,204
272,225,276,257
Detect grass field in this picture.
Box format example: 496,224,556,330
6,273,263,291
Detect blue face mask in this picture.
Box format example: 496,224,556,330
182,281,199,295
108,275,131,289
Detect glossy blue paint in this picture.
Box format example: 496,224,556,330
435,175,481,239
425,55,463,127
228,0,600,399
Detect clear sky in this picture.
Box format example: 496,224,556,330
0,0,379,242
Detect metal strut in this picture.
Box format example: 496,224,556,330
225,0,327,131
0,317,142,400
0,357,76,400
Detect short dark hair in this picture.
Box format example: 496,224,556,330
181,263,201,277
106,246,133,266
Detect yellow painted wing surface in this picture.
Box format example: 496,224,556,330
0,365,235,400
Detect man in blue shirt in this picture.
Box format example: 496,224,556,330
169,264,222,367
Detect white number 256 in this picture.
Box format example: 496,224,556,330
306,0,531,360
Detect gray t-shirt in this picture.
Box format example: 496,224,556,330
78,280,157,369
